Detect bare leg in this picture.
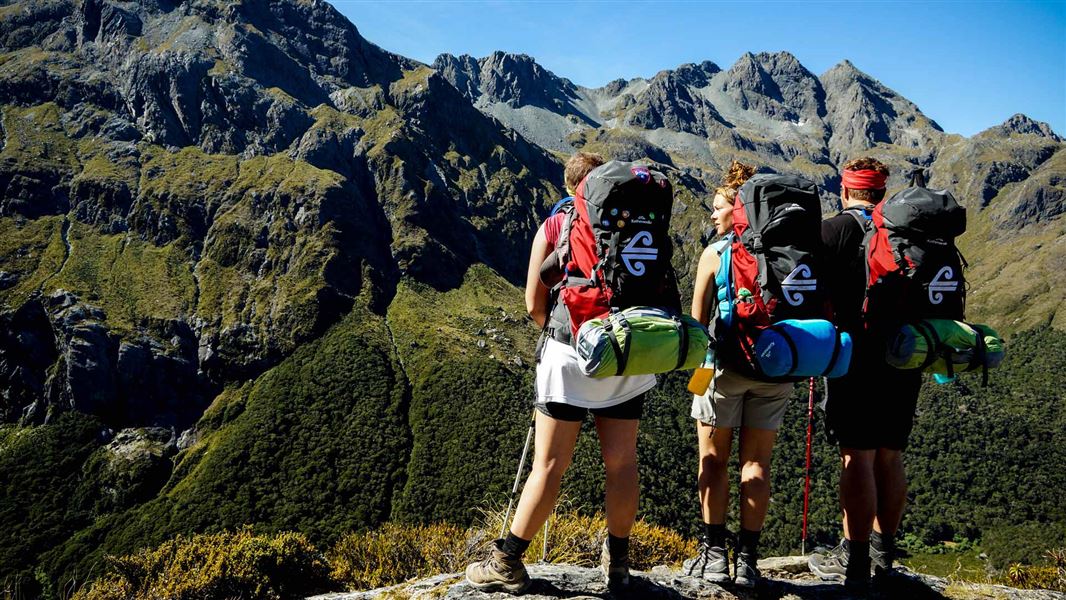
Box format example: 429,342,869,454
737,426,778,531
509,412,582,540
872,448,907,536
594,415,640,537
696,421,733,526
839,448,877,542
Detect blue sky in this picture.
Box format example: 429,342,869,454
333,1,1065,137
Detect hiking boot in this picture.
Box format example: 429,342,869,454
808,539,849,581
600,537,630,589
682,536,730,583
465,539,531,594
733,551,760,588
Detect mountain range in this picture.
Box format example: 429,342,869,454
0,0,1063,596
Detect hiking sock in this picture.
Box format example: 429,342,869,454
501,533,531,559
607,533,630,562
704,523,728,548
738,528,761,557
845,539,871,580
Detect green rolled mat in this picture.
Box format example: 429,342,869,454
575,307,709,378
887,319,1004,375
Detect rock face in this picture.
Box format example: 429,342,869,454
0,290,204,427
0,0,562,427
308,560,1066,600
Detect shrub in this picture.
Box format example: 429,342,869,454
328,522,475,590
995,548,1066,592
72,528,333,600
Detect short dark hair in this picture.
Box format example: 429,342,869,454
842,157,889,203
565,152,606,193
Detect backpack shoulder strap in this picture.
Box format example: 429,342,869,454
713,234,735,331
842,206,873,231
554,203,577,271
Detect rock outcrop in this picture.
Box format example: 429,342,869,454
308,559,1066,600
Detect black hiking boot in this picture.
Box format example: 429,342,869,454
870,532,897,581
733,551,760,588
682,536,730,583
464,539,532,594
600,537,630,589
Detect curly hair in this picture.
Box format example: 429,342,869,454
842,156,890,202
714,160,756,201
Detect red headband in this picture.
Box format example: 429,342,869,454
841,169,887,191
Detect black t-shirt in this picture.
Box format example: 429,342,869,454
821,207,871,333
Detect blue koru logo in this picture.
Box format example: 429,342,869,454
928,266,959,305
621,231,658,276
781,264,816,306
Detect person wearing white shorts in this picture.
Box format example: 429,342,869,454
466,152,654,593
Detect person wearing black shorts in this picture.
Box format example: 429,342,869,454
809,157,922,594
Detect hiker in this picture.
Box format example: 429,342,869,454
465,152,657,593
681,161,794,589
808,157,924,593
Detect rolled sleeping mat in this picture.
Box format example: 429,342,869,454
576,307,709,378
751,319,853,379
887,319,1004,375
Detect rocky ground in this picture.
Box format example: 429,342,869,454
308,557,1065,600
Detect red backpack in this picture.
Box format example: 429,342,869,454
856,170,967,326
540,161,681,345
716,174,835,378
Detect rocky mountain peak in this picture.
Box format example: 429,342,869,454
820,58,943,162
720,50,825,121
667,60,721,88
980,113,1062,141
433,50,578,111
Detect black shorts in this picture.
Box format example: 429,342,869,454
825,350,922,451
535,393,645,422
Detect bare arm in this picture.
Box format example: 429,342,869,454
690,245,721,327
525,224,553,328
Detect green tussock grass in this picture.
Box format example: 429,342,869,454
0,215,68,307
386,265,535,382
0,102,78,170
46,222,196,333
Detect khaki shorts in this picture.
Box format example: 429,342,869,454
691,368,793,430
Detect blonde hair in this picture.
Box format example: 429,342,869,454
714,160,756,201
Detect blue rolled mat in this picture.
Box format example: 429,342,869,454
751,319,852,378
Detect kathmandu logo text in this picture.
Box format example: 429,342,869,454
928,266,959,305
781,264,816,306
621,231,658,276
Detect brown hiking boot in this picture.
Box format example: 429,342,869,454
465,539,532,594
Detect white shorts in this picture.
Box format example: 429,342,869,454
536,338,656,408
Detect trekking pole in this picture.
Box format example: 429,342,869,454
802,377,815,555
501,409,537,539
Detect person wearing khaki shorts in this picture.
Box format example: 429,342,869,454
682,161,794,589
691,368,791,430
